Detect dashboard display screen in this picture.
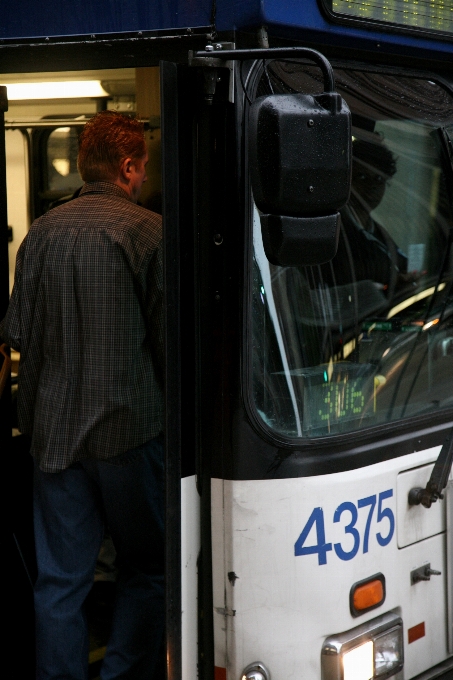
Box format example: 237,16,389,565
299,363,376,435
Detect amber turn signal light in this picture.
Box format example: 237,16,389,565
350,574,386,617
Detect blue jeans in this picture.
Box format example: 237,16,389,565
33,436,165,680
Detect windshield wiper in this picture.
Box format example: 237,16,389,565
409,427,453,508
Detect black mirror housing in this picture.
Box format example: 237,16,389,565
260,213,341,267
249,90,351,266
250,92,351,215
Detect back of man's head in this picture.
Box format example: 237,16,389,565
78,110,146,183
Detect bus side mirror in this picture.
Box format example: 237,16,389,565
249,91,351,266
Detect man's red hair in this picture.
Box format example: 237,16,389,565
78,110,146,182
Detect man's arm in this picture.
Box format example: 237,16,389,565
0,238,25,351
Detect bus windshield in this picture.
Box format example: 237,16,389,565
251,65,453,439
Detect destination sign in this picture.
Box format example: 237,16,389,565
327,0,453,35
299,362,376,435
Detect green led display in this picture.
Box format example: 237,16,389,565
315,380,366,423
331,0,453,34
300,363,376,434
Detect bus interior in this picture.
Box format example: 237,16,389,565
4,65,163,679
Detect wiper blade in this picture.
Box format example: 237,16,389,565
408,427,453,508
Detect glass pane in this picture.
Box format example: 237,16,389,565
252,67,453,438
47,127,82,193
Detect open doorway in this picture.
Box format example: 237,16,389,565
3,65,163,679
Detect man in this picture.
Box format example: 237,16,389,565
0,110,164,680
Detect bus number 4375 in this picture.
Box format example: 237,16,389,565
294,490,395,565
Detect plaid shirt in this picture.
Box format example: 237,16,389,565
0,181,163,472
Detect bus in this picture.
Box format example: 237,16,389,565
1,2,453,680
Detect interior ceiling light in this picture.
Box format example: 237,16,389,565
2,81,109,100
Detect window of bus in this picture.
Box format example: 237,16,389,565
47,126,82,194
34,126,83,216
251,65,453,439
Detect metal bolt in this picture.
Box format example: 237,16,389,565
214,234,223,245
425,567,441,577
308,119,314,127
205,44,214,52
308,186,314,193
215,43,223,50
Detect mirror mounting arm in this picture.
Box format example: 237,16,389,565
192,46,336,93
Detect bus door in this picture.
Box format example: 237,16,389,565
0,86,35,669
0,87,9,437
161,51,249,680
208,58,453,680
161,59,202,680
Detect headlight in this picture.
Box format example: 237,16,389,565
343,641,374,680
322,612,403,680
374,626,403,677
